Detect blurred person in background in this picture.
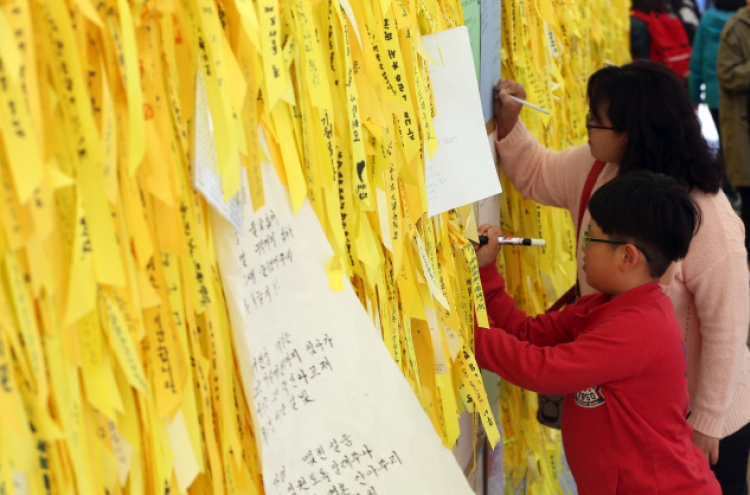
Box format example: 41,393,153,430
689,0,745,209
631,0,700,60
717,0,750,269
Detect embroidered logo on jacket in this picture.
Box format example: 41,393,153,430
575,386,606,408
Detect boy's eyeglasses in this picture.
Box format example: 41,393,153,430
582,226,653,264
585,112,616,131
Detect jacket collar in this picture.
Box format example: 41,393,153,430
577,281,664,325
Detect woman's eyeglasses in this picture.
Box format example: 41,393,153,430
585,112,616,131
582,226,653,263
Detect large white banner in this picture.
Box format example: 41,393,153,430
212,132,474,495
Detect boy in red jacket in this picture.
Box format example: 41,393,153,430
474,171,720,494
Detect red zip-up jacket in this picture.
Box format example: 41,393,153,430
476,264,719,494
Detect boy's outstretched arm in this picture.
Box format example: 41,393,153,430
475,224,574,347
473,225,662,395
475,305,663,395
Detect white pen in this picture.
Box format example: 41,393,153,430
493,89,551,115
507,95,550,115
478,235,546,247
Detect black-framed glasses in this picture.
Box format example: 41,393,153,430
585,112,615,131
582,226,653,263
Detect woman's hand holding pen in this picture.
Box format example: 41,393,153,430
493,79,527,139
474,224,503,268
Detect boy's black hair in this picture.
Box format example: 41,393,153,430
588,170,702,278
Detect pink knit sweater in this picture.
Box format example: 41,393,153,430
494,121,750,438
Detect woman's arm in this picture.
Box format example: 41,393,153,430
491,79,599,214
494,121,598,214
683,196,750,438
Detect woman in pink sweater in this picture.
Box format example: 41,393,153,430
493,60,750,494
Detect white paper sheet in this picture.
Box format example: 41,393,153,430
212,133,474,495
422,27,502,218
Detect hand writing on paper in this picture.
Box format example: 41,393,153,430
692,429,720,464
474,224,503,268
493,79,527,139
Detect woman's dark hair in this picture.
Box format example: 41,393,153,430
714,0,745,11
588,171,702,278
587,60,722,194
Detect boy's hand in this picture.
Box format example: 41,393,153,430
474,224,503,268
692,429,719,464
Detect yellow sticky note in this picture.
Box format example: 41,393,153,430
0,311,27,434
143,305,182,418
400,310,422,391
193,0,241,199
292,0,333,111
115,0,146,175
75,0,103,26
0,12,43,203
326,255,346,292
414,235,449,310
436,374,460,447
43,326,96,495
257,0,287,110
424,306,450,374
270,103,307,212
5,251,48,402
456,345,501,447
78,309,103,370
463,244,489,329
64,194,97,325
82,349,124,421
235,0,262,49
102,293,148,394
78,159,126,286
0,148,31,250
168,410,201,492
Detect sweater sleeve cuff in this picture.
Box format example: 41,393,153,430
688,408,725,439
495,119,528,154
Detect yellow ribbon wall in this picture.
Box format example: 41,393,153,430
495,0,630,492
0,0,505,493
